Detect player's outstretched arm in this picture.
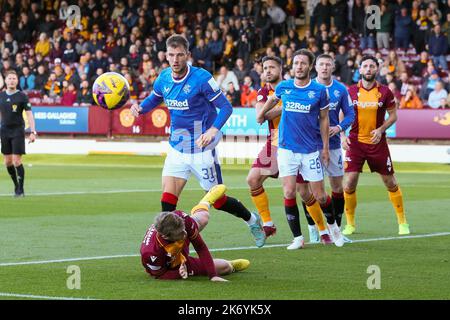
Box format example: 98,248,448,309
256,95,279,124
130,91,164,117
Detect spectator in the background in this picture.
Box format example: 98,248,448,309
233,58,249,86
334,45,347,75
359,2,376,50
388,82,402,104
225,82,241,106
62,42,78,64
444,13,450,52
38,14,56,36
14,53,26,71
384,50,407,78
50,40,63,61
255,8,272,47
64,65,80,88
192,38,213,72
428,81,448,108
127,45,141,72
313,0,332,33
35,32,51,57
332,0,348,33
351,0,365,38
394,6,412,49
60,81,77,106
0,33,18,57
124,73,138,101
412,51,430,76
420,69,441,100
285,0,297,31
222,34,236,67
43,72,62,99
414,9,432,53
74,80,93,106
19,66,35,91
398,71,410,96
427,24,449,71
91,49,109,75
34,65,48,92
267,0,287,38
208,29,224,71
0,73,3,90
217,66,240,93
249,61,263,90
340,57,357,85
400,87,423,109
377,4,393,49
240,76,258,108
236,33,251,63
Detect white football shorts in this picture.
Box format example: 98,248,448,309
277,148,324,182
162,146,223,191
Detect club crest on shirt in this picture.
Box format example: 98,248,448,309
183,84,191,94
12,104,18,112
308,91,315,99
334,90,340,98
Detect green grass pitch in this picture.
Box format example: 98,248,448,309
0,154,449,300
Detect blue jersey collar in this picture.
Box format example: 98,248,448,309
294,79,311,89
172,64,191,83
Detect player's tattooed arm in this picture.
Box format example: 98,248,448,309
256,95,280,124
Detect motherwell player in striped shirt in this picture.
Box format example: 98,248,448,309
248,56,283,237
341,56,410,236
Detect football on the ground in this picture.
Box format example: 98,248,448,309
92,72,130,110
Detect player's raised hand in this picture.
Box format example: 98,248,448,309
196,127,219,148
321,148,330,168
179,263,188,279
210,276,229,282
329,126,341,137
370,128,383,144
130,104,142,117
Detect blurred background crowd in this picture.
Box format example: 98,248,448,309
0,0,449,109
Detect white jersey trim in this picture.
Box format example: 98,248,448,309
209,91,222,102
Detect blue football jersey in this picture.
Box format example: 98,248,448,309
275,79,329,154
153,65,225,153
313,78,354,150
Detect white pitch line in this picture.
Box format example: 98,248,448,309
1,232,449,268
0,292,96,300
1,184,449,197
0,185,281,197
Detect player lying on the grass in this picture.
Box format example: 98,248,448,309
140,184,250,281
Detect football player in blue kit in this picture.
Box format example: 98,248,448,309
258,49,344,249
130,34,265,248
297,54,355,244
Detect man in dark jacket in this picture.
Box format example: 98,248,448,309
394,7,412,49
427,24,449,70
